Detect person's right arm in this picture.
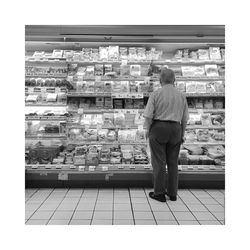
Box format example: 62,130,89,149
181,96,189,142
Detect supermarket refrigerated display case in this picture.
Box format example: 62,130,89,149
25,25,225,188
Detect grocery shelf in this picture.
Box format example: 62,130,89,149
188,109,225,113
25,134,67,139
25,115,69,121
186,125,225,129
25,103,67,107
184,142,225,145
26,58,225,65
67,141,147,145
185,93,225,97
25,57,67,62
67,92,112,97
25,74,67,78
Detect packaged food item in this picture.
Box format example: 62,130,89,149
185,130,197,142
98,129,108,141
80,114,92,125
104,81,112,92
130,65,141,76
194,98,203,109
179,149,189,158
214,81,225,93
99,47,109,60
73,51,81,61
137,47,146,60
176,81,186,92
114,113,125,126
85,66,95,77
68,128,84,141
104,64,112,75
108,46,119,60
133,145,149,164
121,145,134,164
136,129,146,141
95,97,104,108
133,99,144,109
94,64,104,76
124,99,134,109
128,47,137,60
197,129,210,142
196,82,206,93
204,99,214,109
181,66,196,77
218,65,225,77
26,94,39,103
214,99,224,109
210,130,225,141
85,81,95,93
113,99,123,109
220,48,225,60
129,81,137,92
183,49,189,59
197,49,209,60
209,47,222,60
91,48,99,61
104,97,113,108
95,81,104,93
52,50,63,58
120,64,130,75
83,129,98,141
186,82,196,93
103,113,114,127
203,145,225,160
119,47,128,60
205,65,219,77
46,93,57,102
99,146,110,164
206,82,216,93
134,113,145,125
187,155,200,165
189,51,198,59
199,155,214,165
201,114,212,126
174,50,183,59
187,114,201,125
211,113,224,125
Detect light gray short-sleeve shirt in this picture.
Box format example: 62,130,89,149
143,84,189,124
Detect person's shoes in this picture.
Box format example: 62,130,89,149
149,192,166,202
165,192,177,201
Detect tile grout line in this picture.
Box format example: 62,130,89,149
128,188,136,225
25,188,40,203
189,190,220,223
46,188,70,225
26,188,55,223
68,189,85,225
165,201,180,225
143,188,158,225
204,189,225,207
90,188,100,225
177,191,201,224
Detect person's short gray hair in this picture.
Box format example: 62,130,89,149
160,67,175,84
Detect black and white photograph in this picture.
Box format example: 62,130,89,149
25,25,225,225
2,0,250,249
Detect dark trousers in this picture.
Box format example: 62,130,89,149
149,121,182,196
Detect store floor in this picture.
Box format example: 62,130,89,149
25,188,225,225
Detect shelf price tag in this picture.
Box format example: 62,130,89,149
58,173,68,180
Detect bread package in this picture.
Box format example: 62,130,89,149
205,65,219,77
196,82,206,93
186,82,197,93
99,47,109,60
197,49,209,60
176,81,186,92
201,114,212,126
209,47,222,60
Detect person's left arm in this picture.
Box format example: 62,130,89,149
143,93,155,139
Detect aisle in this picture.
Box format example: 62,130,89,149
25,188,225,225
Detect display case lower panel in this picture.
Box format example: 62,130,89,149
25,171,225,189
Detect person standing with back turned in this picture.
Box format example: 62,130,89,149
144,67,189,202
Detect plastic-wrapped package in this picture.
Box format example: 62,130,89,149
201,114,212,126
104,97,113,108
204,99,214,109
134,113,145,126
104,81,112,92
120,64,130,76
194,98,204,109
85,81,95,93
185,130,197,142
214,81,225,93
136,129,146,141
196,82,207,93
209,47,222,60
220,48,225,60
91,48,99,61
99,47,109,60
197,129,210,142
205,65,219,77
68,128,84,141
133,100,144,109
119,47,128,60
103,113,114,127
214,99,224,109
124,113,135,126
184,145,203,155
95,82,104,93
176,81,186,92
128,47,137,60
130,65,141,76
46,93,57,102
211,113,224,125
174,50,183,59
99,146,110,164
129,81,137,92
179,149,189,158
187,114,201,125
203,145,225,160
98,129,108,141
137,47,146,60
104,64,112,74
114,113,125,126
124,99,134,109
189,51,198,59
187,155,200,165
206,82,216,93
186,82,197,93
198,155,214,165
94,64,104,76
80,114,92,125
197,49,209,60
210,129,225,141
113,99,123,109
108,46,119,60
83,129,98,141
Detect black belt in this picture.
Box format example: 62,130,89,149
153,120,180,124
